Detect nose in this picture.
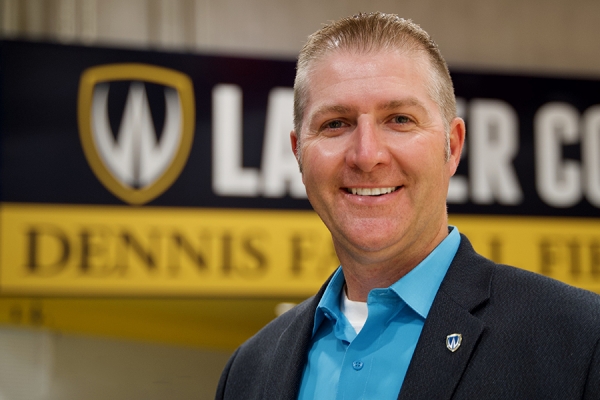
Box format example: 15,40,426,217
346,117,391,172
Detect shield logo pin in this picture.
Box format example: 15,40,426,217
446,333,462,352
78,63,195,205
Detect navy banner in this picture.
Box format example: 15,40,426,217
1,40,599,217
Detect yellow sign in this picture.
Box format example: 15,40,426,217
1,203,599,296
454,215,600,291
0,203,338,296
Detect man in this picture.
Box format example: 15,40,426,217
216,12,600,399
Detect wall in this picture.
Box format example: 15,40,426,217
0,326,229,400
1,1,599,399
2,0,600,76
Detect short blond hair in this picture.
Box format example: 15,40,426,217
293,12,456,161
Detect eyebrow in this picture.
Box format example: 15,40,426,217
378,98,430,116
311,97,430,122
311,104,353,121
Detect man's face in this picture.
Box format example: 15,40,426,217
291,49,464,266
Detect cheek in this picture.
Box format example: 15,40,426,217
388,138,429,166
400,134,446,163
303,137,347,168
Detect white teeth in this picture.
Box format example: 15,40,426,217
348,187,398,196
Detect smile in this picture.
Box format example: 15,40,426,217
346,187,400,196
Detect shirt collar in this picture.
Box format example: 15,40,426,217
312,226,461,335
312,266,345,336
389,226,460,319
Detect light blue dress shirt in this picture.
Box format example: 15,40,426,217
297,227,461,400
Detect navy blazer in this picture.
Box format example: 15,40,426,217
216,234,600,399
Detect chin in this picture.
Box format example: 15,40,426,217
346,234,400,254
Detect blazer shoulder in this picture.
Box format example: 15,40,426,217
492,262,600,324
216,294,321,399
444,234,600,331
239,269,333,351
242,295,317,349
416,235,600,399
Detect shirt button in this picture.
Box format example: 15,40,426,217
352,360,364,371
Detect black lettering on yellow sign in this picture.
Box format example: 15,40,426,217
118,231,160,272
539,235,600,280
22,224,272,279
80,227,108,273
26,225,71,276
593,241,600,278
6,206,600,296
489,236,503,264
289,231,338,276
168,231,211,275
221,231,268,278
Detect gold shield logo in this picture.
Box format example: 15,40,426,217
78,63,195,205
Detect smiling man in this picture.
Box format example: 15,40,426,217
216,13,600,400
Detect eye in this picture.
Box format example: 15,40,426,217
325,120,345,129
391,115,412,124
317,119,350,137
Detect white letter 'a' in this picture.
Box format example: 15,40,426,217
261,88,306,198
212,84,259,196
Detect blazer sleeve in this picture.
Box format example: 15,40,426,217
214,348,239,400
584,337,600,399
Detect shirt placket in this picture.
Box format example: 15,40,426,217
335,290,404,400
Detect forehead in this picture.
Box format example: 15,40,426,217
303,49,436,117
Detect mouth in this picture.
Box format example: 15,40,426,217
345,186,400,196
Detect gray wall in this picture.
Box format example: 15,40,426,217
0,327,230,400
2,0,600,77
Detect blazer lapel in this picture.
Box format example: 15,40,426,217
262,280,329,400
398,235,494,400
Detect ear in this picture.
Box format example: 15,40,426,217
290,130,300,162
290,130,303,174
447,117,466,175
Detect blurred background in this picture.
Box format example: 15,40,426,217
1,0,600,399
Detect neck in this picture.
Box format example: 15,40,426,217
338,225,449,302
